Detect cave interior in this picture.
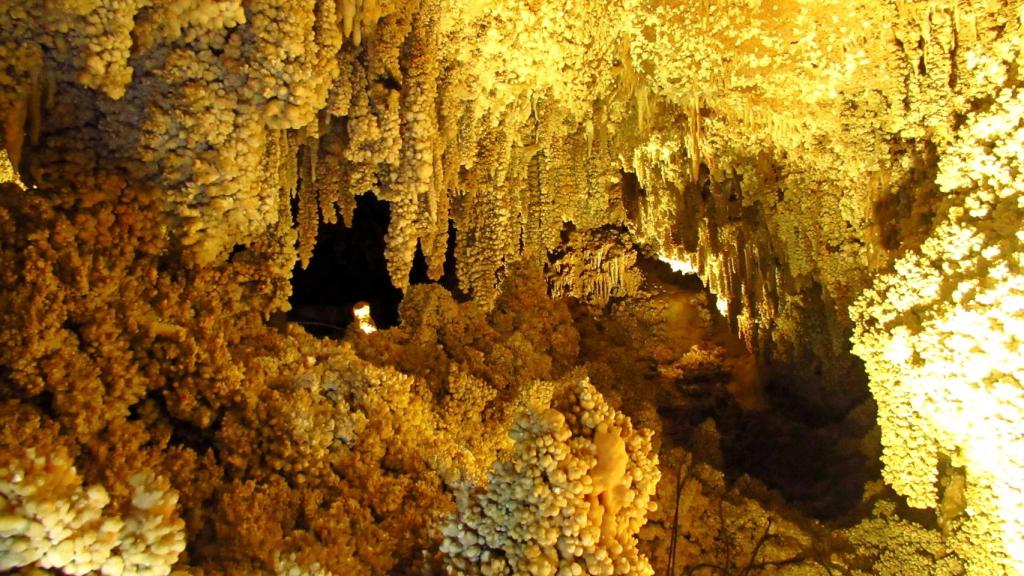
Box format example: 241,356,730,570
0,1,1022,576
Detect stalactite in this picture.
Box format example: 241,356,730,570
297,145,320,268
383,1,442,288
548,227,644,308
2,94,26,170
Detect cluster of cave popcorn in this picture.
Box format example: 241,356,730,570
0,412,184,576
441,377,659,576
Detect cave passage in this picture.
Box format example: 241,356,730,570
289,192,403,334
579,251,873,520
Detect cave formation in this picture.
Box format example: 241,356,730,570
0,1,1022,575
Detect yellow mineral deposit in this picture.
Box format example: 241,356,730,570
0,1,1021,575
657,254,697,276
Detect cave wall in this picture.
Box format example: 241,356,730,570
2,0,1023,574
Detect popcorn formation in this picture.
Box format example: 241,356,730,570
441,376,660,576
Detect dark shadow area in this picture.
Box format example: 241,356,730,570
409,219,467,301
574,247,880,522
620,170,644,225
716,403,881,521
873,140,940,253
128,388,219,457
289,192,403,335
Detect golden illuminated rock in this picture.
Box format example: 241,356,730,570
441,375,660,576
0,0,1022,575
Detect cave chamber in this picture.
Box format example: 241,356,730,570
0,1,1022,575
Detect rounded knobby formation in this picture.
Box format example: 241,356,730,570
441,376,660,576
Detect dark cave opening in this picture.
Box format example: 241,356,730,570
620,170,645,225
289,196,463,335
613,176,879,521
289,192,404,335
618,253,879,521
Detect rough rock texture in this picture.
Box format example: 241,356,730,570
0,403,185,576
441,375,660,576
641,432,968,576
850,21,1024,573
547,227,646,309
1,1,1022,575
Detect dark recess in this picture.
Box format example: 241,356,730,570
718,404,880,521
620,170,644,224
409,219,465,300
623,255,878,521
289,196,463,335
289,192,404,334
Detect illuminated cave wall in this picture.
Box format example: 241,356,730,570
1,0,1023,574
